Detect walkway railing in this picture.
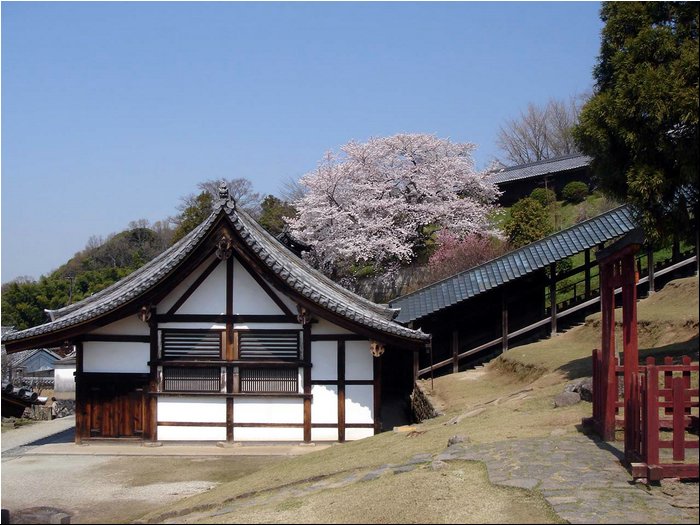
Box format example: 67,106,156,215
417,253,697,378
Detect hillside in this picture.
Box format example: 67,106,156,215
137,277,698,524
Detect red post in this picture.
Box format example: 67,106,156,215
673,377,685,462
599,263,618,441
682,356,691,415
664,356,674,415
645,365,660,466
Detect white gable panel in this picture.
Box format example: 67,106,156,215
91,315,149,336
232,258,284,315
157,397,226,423
345,340,372,381
345,385,373,423
311,341,337,381
176,259,226,314
312,318,353,335
83,342,149,373
157,254,219,313
158,426,225,441
311,384,338,424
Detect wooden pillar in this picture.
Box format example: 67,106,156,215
501,292,508,353
337,340,346,443
584,249,591,298
226,256,235,442
412,349,419,384
647,246,655,294
373,352,382,435
599,262,617,441
549,263,557,335
74,341,84,444
148,308,158,442
303,323,312,443
622,251,639,453
451,330,459,373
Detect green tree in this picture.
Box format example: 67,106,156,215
504,198,553,248
171,192,214,243
258,195,297,236
562,181,589,204
573,2,699,242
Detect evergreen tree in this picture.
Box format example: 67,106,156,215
574,2,699,242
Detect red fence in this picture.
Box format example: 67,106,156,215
591,350,699,480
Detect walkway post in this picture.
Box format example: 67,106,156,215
549,263,557,336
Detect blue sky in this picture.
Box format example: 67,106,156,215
1,1,603,283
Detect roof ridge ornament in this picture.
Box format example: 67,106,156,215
217,181,236,210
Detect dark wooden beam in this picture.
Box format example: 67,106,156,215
337,340,345,443
373,353,382,435
148,307,158,442
451,330,459,373
303,322,312,443
549,263,557,335
75,341,84,444
81,334,151,343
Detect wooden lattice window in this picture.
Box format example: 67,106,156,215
163,366,221,392
238,331,300,393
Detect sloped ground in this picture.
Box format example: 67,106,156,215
136,277,698,524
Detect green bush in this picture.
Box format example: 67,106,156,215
504,197,553,248
562,181,589,204
530,188,557,207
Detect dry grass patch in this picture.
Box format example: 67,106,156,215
192,462,562,524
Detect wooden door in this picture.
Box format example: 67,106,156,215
84,375,148,439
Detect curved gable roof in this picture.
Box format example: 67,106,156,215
2,196,427,349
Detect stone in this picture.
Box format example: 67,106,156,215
431,460,448,471
563,377,593,402
393,425,417,433
447,434,470,447
553,391,581,408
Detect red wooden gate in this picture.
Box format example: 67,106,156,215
627,357,699,481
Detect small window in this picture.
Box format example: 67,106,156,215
238,331,300,393
162,330,222,359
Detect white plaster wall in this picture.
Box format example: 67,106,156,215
158,322,226,331
311,341,337,381
312,319,352,335
90,316,149,335
311,385,337,424
345,340,372,381
232,258,284,315
157,397,226,423
233,398,303,424
345,385,374,424
157,254,218,313
345,428,374,440
157,426,226,441
54,366,75,392
83,342,149,373
311,427,338,441
176,260,226,314
234,427,304,442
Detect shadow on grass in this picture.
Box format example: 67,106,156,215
557,336,699,380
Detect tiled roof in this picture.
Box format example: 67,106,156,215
2,196,428,346
488,154,592,185
389,205,637,324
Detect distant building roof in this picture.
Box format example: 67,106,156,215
488,154,592,186
2,347,62,371
3,191,428,349
390,205,637,324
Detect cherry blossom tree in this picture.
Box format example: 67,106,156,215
286,134,500,275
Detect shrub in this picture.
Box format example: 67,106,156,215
530,188,557,207
562,181,589,204
504,197,553,248
428,231,510,281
